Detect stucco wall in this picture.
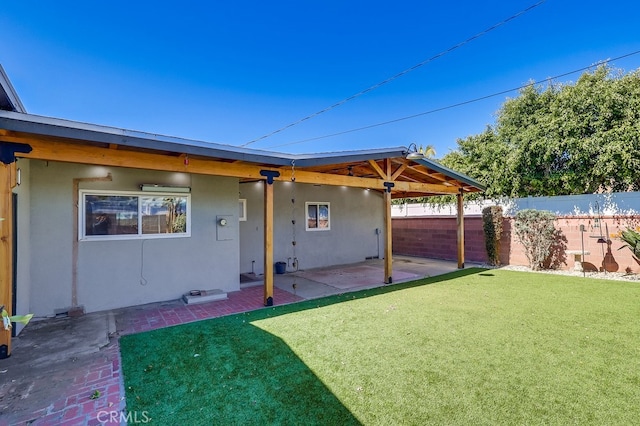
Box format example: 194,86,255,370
29,161,239,315
240,181,385,274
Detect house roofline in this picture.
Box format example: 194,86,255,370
414,157,487,192
0,110,414,167
0,109,486,191
0,65,26,113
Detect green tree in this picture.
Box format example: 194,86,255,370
418,144,436,158
440,64,640,198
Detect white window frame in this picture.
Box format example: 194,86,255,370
305,202,331,231
239,199,247,222
79,189,191,241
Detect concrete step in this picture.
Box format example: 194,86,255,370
182,289,228,305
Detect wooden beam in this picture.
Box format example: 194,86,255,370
0,163,13,358
9,163,17,189
384,188,393,284
390,163,408,181
397,175,421,183
406,164,458,184
457,191,465,269
348,165,379,178
367,160,386,179
385,159,392,179
263,181,274,306
12,138,461,194
425,172,453,183
279,168,459,194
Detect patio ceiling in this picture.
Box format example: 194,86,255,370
295,157,483,198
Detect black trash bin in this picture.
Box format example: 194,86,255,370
275,262,287,274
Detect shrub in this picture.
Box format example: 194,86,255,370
618,228,640,262
514,209,557,270
482,206,503,265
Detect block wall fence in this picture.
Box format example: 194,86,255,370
392,215,640,273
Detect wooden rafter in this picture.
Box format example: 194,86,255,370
405,164,460,186
397,174,421,183
390,163,408,181
385,158,392,179
10,137,463,194
367,160,387,180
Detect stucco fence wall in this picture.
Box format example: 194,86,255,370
393,215,640,273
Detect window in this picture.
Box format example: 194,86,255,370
306,202,330,231
81,190,190,240
239,199,247,221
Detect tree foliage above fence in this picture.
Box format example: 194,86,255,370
439,64,640,199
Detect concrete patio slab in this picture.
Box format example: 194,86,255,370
274,256,476,300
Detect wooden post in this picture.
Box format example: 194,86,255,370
384,188,393,283
457,191,465,269
383,160,394,284
263,180,274,306
0,163,14,358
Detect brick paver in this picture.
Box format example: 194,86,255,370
3,286,302,425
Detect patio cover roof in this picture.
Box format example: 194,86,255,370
0,109,484,196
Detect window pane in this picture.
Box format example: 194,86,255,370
307,204,318,229
318,204,329,229
141,196,188,234
85,195,138,236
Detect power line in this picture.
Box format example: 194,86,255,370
240,0,547,147
263,50,640,149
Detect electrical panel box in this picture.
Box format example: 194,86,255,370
216,215,234,241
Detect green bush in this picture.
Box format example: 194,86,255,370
514,209,557,270
482,206,503,265
618,228,640,261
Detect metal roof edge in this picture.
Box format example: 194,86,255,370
414,157,486,191
292,147,408,167
0,110,411,167
0,110,298,165
0,65,26,113
0,110,484,191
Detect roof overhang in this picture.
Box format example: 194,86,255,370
0,110,485,197
0,65,26,113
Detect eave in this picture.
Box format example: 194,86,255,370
0,110,485,196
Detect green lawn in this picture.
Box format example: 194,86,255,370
120,269,640,425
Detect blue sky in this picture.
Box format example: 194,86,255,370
1,1,639,157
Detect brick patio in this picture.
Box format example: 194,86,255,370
2,286,302,426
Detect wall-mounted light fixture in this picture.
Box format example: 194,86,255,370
140,184,191,193
405,142,425,160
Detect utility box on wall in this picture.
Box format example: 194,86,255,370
216,215,234,241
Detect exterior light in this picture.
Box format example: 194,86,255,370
140,184,191,193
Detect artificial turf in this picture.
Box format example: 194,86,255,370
120,268,640,425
